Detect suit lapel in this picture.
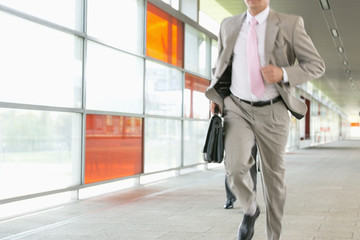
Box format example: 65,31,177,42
264,10,280,64
225,14,246,57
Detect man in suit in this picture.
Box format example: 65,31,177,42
205,0,325,239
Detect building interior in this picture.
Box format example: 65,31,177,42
0,0,359,239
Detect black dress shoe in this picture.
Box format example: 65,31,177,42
224,198,236,209
238,206,260,240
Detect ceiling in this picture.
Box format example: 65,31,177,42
200,0,360,120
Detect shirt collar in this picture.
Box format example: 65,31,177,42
246,6,270,25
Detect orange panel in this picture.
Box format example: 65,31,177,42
146,3,184,68
85,115,143,184
351,122,360,127
185,73,209,92
185,73,210,118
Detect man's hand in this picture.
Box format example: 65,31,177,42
261,65,283,84
210,102,221,114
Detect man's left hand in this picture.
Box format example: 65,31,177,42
261,65,283,84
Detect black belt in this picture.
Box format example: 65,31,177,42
240,96,282,107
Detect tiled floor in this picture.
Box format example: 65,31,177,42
0,140,359,240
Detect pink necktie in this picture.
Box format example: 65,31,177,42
247,17,265,98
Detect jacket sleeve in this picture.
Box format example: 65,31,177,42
211,20,225,77
283,16,325,87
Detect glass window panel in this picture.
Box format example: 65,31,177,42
161,0,179,10
181,0,198,22
86,41,144,114
184,24,211,77
144,118,181,173
0,109,81,200
0,0,82,31
145,61,183,117
87,0,144,54
184,73,210,119
0,12,83,108
85,115,143,184
211,40,218,71
146,3,184,68
199,11,220,36
183,120,208,166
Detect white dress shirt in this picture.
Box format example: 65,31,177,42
230,7,287,102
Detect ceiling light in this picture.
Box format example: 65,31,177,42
331,29,339,37
346,69,351,74
320,0,330,10
343,60,348,66
337,46,344,53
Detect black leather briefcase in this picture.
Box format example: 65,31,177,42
202,114,225,163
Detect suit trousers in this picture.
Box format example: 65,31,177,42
226,144,258,201
223,94,290,240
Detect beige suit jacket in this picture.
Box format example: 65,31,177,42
205,10,325,119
